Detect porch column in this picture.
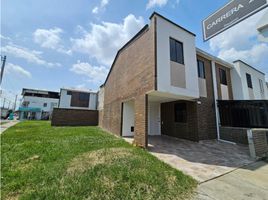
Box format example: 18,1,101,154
134,94,148,148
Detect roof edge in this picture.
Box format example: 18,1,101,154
196,48,233,68
233,60,265,75
102,24,149,86
149,12,196,37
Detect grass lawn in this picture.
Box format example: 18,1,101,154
1,121,197,200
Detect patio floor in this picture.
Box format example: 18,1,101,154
147,135,254,182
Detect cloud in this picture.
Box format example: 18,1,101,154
146,0,168,9
71,14,145,66
1,44,61,67
92,0,110,14
5,63,32,78
209,9,268,71
33,27,72,55
70,61,109,84
0,34,11,41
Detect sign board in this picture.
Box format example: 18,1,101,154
203,0,268,41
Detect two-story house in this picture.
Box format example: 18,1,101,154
58,88,98,110
19,88,60,120
231,60,268,100
98,12,235,147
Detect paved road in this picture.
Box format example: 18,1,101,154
195,160,268,200
0,120,19,133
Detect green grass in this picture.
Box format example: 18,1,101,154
1,121,197,200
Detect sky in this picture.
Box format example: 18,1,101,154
1,0,268,105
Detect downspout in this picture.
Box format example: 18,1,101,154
211,61,220,141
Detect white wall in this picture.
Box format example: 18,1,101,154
156,16,199,99
23,96,59,113
148,101,161,136
59,89,97,110
231,61,268,100
98,87,104,110
122,100,135,137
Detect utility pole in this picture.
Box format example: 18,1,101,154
14,94,18,111
0,55,7,85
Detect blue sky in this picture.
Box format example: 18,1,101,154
1,0,268,103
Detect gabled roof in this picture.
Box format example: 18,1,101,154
103,24,149,86
149,12,196,37
233,60,265,75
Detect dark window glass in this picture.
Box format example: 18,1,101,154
70,92,90,107
197,60,205,79
43,103,47,107
169,38,184,64
174,103,187,123
219,68,227,85
67,91,72,95
259,79,264,93
246,73,253,89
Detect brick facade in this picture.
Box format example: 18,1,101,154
196,55,217,140
100,19,156,147
51,108,98,126
219,127,249,144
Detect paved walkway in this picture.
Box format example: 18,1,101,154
195,160,268,200
0,120,19,133
147,135,254,182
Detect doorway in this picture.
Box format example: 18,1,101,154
122,100,135,137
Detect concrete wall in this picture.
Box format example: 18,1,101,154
232,61,268,100
59,89,97,110
156,15,199,100
51,108,98,126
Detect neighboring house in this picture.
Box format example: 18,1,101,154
19,88,59,120
58,88,98,110
231,60,268,100
257,10,268,43
98,12,235,147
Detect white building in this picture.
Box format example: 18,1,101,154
231,60,268,100
257,10,268,43
19,88,59,120
58,88,98,110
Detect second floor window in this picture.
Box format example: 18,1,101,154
43,103,47,107
170,38,184,64
197,60,205,79
246,73,253,89
219,68,227,85
259,79,264,94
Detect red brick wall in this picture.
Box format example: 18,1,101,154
101,19,156,147
51,108,98,126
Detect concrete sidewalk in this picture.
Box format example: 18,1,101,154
0,120,19,133
195,160,268,200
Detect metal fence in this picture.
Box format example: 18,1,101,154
218,100,268,128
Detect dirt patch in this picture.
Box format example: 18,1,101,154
17,155,40,171
5,193,20,200
66,148,133,175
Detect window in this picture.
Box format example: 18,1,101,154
246,73,253,89
70,92,90,107
197,60,205,79
219,68,227,85
170,38,184,64
174,103,187,123
79,93,90,101
259,79,264,94
67,91,72,95
22,101,29,107
43,103,47,107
